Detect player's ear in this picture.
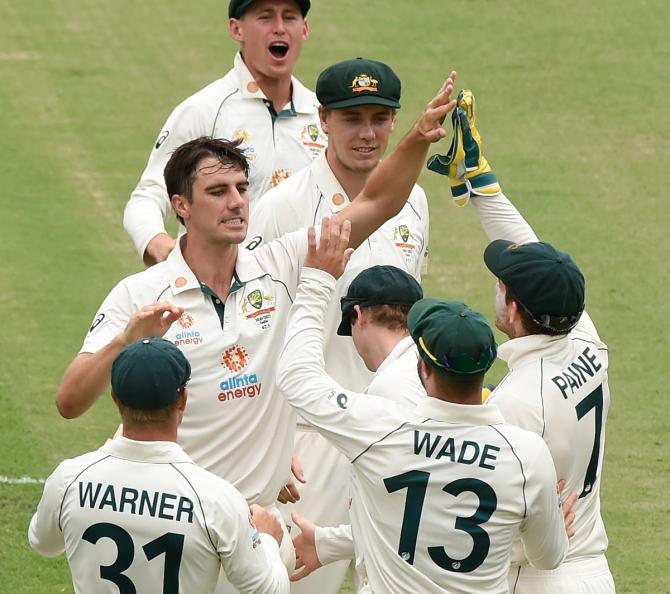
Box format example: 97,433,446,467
353,304,366,326
176,390,188,423
171,194,191,221
229,18,243,42
302,18,310,41
319,106,330,134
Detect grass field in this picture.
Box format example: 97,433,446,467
1,0,669,592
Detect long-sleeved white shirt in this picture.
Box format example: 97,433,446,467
472,193,611,565
277,268,568,593
124,52,325,258
29,437,289,594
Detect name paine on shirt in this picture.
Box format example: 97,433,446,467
413,431,500,469
78,482,194,523
550,345,603,399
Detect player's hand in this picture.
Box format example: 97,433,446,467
277,454,307,504
250,504,283,545
121,302,184,345
412,71,458,143
291,512,321,582
303,216,354,280
557,479,578,538
144,233,176,266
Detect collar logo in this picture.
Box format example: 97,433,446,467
222,345,249,373
351,74,379,93
177,313,194,329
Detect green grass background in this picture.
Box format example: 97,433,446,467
0,0,668,592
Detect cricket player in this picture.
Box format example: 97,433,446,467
55,75,458,587
30,338,289,594
124,0,325,265
276,219,574,593
429,91,615,592
246,57,429,593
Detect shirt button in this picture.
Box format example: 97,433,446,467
215,299,221,304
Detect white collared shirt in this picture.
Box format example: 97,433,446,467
470,192,611,565
28,437,288,594
81,231,308,507
247,152,429,398
277,268,568,594
124,52,326,258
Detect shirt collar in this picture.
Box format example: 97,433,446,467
498,333,568,369
375,335,416,375
165,236,266,294
312,152,350,213
415,398,505,426
100,436,193,464
234,52,318,115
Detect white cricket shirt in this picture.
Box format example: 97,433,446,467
247,152,429,396
81,232,308,507
472,192,611,565
28,437,289,594
277,269,568,594
124,52,326,258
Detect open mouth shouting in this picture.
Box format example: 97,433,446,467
268,41,289,59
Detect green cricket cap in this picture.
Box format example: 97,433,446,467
338,265,423,336
484,239,585,333
111,338,191,411
229,0,310,19
317,57,401,109
408,299,497,379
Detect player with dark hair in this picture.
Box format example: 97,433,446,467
31,338,289,594
276,219,576,593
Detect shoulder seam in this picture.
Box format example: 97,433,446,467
170,463,218,552
58,455,112,530
211,88,240,136
488,426,528,517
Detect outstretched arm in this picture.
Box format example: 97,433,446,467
342,73,458,248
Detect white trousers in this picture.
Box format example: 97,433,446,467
509,555,615,594
282,428,353,594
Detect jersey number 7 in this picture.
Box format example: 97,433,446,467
384,470,497,572
575,384,605,499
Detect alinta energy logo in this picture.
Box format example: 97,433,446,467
174,312,203,346
219,345,262,402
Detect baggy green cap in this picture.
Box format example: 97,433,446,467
484,240,585,332
111,338,191,411
316,57,401,110
229,0,310,19
408,299,497,379
338,265,422,336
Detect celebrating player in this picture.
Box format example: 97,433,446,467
247,58,430,593
30,338,289,593
55,75,458,589
125,0,325,265
430,90,615,592
276,218,575,592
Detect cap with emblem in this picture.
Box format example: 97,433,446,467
408,299,497,380
316,57,401,110
229,0,310,18
111,338,191,410
338,265,422,336
484,239,585,333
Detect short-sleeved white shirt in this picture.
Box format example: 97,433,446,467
247,152,429,396
81,232,307,507
278,269,568,594
488,313,610,565
28,437,288,594
124,52,326,257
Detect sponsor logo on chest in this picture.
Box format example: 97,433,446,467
173,312,203,346
218,344,262,402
